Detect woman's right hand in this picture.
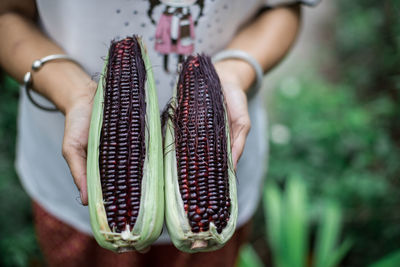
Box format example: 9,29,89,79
62,81,97,206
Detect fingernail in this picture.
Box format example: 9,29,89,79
80,191,84,201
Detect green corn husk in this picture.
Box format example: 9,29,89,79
87,36,163,252
163,54,238,253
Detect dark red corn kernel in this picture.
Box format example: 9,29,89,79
209,196,218,201
131,200,140,206
131,191,140,197
99,37,147,233
117,216,126,222
117,185,127,190
201,218,210,224
173,55,231,233
106,204,117,211
199,195,208,201
209,201,218,206
196,207,206,214
192,214,202,222
118,210,127,216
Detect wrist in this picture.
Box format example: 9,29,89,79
64,80,97,115
214,58,256,93
33,60,96,114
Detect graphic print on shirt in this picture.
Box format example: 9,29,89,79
147,0,205,73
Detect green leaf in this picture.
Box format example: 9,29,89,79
369,250,400,267
328,238,352,267
284,176,308,267
237,244,264,267
264,181,284,267
264,177,309,267
314,201,342,267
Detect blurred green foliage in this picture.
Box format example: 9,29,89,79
0,76,42,266
237,244,264,267
369,250,400,267
266,68,400,266
263,177,351,267
261,0,400,266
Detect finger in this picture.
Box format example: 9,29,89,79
231,124,250,170
62,141,88,205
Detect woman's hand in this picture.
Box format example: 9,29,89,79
214,61,251,170
62,81,97,206
209,4,302,170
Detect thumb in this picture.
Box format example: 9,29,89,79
62,142,88,205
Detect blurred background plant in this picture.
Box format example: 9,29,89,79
239,177,352,267
264,177,352,267
0,0,399,266
0,76,43,266
241,0,400,266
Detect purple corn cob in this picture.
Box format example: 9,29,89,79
99,37,147,233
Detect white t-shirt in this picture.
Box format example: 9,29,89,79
16,0,316,244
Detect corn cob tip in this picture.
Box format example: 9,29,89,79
191,240,208,250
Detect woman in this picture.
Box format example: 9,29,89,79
0,0,316,266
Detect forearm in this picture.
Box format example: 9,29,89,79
215,5,301,91
0,12,95,114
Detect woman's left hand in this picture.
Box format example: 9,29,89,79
214,62,251,170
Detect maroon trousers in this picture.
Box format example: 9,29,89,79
33,202,251,267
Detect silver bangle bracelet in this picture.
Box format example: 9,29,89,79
212,50,264,96
23,54,82,112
